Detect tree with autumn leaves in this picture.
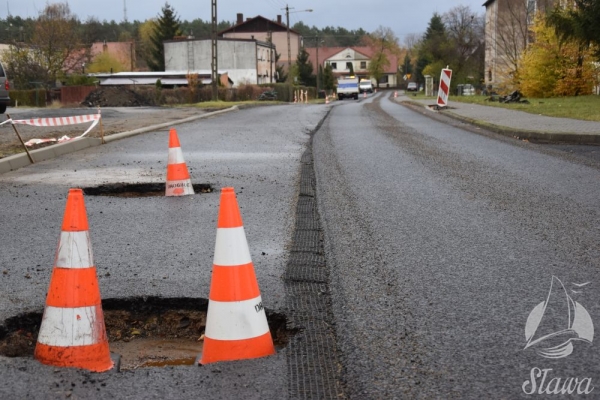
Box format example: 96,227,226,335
519,7,597,98
3,3,86,88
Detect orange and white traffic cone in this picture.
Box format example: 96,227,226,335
325,95,329,105
363,92,366,99
200,187,275,364
394,91,398,98
166,128,194,196
34,189,114,372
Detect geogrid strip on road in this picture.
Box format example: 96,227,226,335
284,127,343,398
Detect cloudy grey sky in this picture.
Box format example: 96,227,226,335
7,1,486,39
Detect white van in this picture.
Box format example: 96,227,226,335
359,79,373,94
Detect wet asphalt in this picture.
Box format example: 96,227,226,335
2,93,600,398
314,93,600,398
0,104,326,398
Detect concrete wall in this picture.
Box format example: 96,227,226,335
223,31,300,73
165,40,266,86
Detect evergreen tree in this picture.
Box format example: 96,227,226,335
323,63,335,90
148,2,181,71
275,51,287,82
296,47,315,86
415,13,449,84
547,0,600,59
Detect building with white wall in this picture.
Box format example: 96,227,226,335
164,37,275,87
219,13,302,75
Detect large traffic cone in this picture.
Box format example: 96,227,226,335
34,189,113,372
166,128,194,196
200,187,275,364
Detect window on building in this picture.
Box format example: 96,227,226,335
346,62,352,70
379,75,389,84
360,61,367,69
526,0,536,25
331,62,337,70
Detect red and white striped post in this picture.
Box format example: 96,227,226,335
436,67,452,108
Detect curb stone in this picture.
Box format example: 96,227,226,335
399,99,600,145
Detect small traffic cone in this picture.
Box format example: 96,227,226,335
363,92,366,99
394,91,398,98
200,187,275,364
166,128,194,196
325,95,329,105
34,189,114,372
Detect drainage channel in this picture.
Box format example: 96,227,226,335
283,109,344,399
0,297,296,371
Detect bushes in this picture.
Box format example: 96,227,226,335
8,83,319,107
9,89,48,107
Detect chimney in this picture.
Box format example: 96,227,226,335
237,13,243,24
277,15,282,24
246,18,251,21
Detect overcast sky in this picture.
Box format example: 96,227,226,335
6,0,487,40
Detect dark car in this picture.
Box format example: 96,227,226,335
0,61,10,114
406,82,418,92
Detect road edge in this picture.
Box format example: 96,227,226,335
399,99,600,145
0,106,238,174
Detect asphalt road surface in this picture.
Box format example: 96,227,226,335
0,104,326,399
314,93,600,398
2,93,600,399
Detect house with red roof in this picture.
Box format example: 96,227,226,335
305,46,400,88
219,13,303,74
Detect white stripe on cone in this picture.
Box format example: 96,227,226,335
55,231,94,269
213,227,252,266
168,147,186,164
37,306,103,347
204,296,270,341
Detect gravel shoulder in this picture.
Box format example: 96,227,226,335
0,107,207,158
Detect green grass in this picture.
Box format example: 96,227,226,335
449,95,600,122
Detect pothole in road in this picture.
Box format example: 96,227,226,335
0,297,296,370
82,183,213,197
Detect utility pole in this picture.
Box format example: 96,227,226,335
315,36,320,96
211,0,218,101
282,5,313,83
285,4,292,81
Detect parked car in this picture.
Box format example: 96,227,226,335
0,61,10,114
463,84,475,96
406,82,418,92
359,79,373,93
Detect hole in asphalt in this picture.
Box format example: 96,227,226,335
0,297,296,370
83,183,213,198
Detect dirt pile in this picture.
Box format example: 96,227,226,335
82,86,154,107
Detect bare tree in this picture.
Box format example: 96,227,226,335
443,5,484,75
31,2,86,86
365,26,401,87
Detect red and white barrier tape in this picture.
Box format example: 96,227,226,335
0,111,102,146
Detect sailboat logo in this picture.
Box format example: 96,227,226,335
524,276,594,359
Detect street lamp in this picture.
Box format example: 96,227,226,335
283,5,313,80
